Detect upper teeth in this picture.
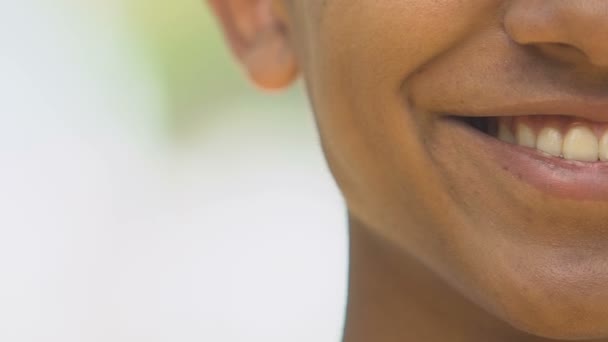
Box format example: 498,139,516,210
562,126,598,162
537,126,562,157
498,118,608,162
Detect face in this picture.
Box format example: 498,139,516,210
213,1,608,339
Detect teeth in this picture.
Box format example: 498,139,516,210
536,126,563,157
516,122,536,148
600,132,608,162
498,121,516,144
562,126,599,162
496,119,608,163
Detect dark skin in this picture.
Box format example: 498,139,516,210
210,1,608,341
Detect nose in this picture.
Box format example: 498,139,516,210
504,0,608,67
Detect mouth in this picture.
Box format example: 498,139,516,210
458,115,608,162
448,114,608,200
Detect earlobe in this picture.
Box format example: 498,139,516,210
208,0,299,90
242,24,299,90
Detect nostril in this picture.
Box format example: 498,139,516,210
504,1,608,68
532,42,589,66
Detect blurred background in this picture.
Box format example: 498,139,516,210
0,1,347,341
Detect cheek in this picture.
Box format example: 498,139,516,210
295,0,494,230
290,3,504,319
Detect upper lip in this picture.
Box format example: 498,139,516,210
448,95,608,123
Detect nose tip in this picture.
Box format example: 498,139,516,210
505,0,608,67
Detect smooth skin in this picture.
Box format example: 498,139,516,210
210,1,608,341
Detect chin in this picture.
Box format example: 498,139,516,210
474,241,608,340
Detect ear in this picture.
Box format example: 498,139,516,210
208,0,299,90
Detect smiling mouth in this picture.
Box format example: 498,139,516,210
442,114,608,201
461,115,608,162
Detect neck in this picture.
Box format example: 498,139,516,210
342,217,565,342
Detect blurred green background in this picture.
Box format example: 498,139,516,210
124,0,305,135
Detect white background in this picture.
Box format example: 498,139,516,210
0,1,347,341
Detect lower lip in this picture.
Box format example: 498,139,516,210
448,118,608,201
